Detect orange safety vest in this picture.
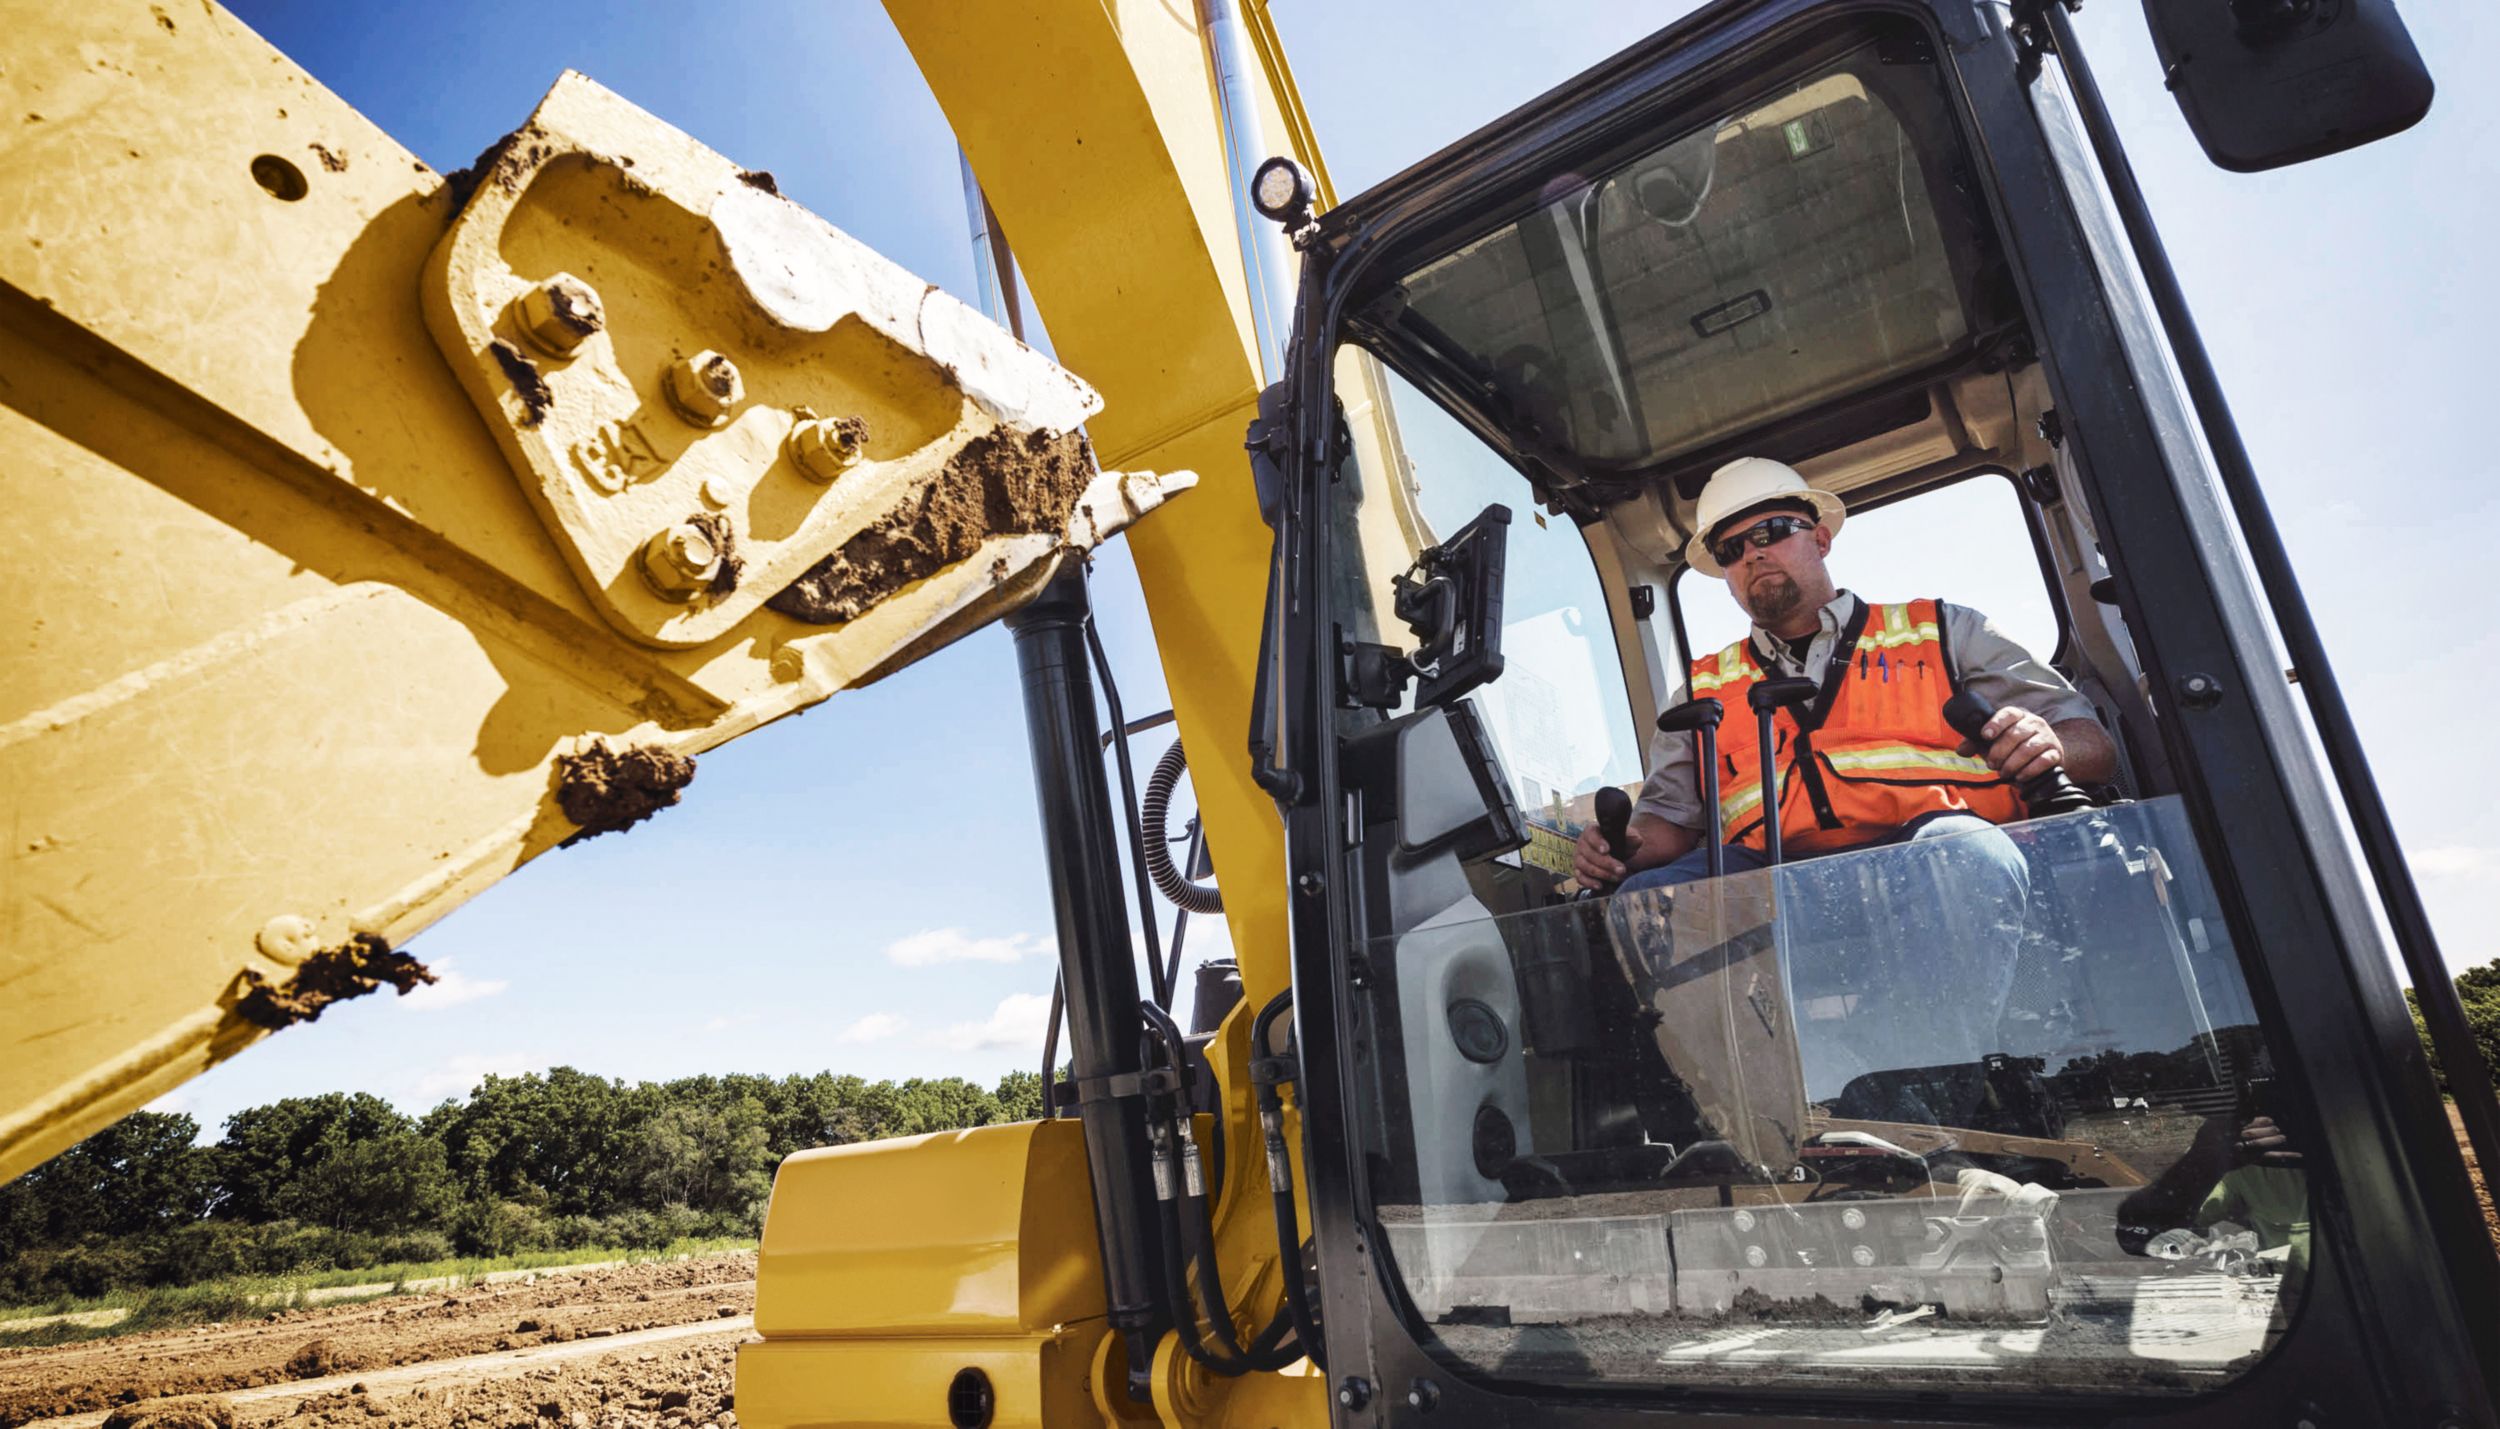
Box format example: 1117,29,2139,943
1688,598,2022,855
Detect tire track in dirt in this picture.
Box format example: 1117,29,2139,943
17,1317,753,1429
0,1255,755,1429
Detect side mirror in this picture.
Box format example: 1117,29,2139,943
2143,0,2433,172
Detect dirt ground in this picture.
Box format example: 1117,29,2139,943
0,1255,755,1429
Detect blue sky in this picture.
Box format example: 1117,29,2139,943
158,1,2499,1135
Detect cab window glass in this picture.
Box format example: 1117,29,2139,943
1327,24,2312,1405
1674,475,2062,674
1344,356,1645,829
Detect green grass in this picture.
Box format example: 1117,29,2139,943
0,1237,755,1348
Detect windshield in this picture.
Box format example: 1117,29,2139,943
1359,800,2307,1396
1370,35,2002,475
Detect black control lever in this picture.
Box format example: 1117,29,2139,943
1943,690,2098,816
1748,677,1820,867
1655,697,1725,879
1593,786,1634,864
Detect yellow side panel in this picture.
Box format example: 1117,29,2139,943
755,1120,1104,1337
743,1120,1109,1429
737,1335,1107,1429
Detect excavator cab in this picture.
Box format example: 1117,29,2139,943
1253,0,2496,1422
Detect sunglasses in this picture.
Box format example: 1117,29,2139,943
1710,514,1816,569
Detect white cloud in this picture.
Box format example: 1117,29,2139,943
144,1090,196,1118
837,1012,906,1044
397,959,510,1012
2412,847,2496,879
700,1013,760,1035
412,1052,541,1103
936,992,1053,1052
884,928,1051,967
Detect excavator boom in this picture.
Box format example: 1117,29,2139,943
0,2,1193,1184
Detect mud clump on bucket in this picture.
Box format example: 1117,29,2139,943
768,426,1095,626
489,339,554,428
554,740,696,844
687,510,742,597
236,936,436,1031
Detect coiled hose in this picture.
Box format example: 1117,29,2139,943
1143,740,1224,916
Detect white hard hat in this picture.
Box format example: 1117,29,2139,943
1683,456,1847,578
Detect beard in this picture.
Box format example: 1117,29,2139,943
1743,569,1807,626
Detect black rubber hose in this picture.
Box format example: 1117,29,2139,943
1249,992,1328,1371
1144,740,1225,916
1139,1007,1298,1375
1082,599,1169,1007
1038,974,1063,1120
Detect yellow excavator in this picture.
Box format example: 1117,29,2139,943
5,1,2496,1426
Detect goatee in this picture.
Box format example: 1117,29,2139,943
1747,571,1805,625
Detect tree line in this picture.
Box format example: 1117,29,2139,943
0,1067,1044,1304
2410,958,2500,1097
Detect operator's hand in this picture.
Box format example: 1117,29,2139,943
1573,820,1638,890
2233,1114,2304,1168
1960,705,2065,785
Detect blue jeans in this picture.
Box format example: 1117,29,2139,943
1619,813,2031,1104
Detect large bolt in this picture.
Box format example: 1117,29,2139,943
513,272,605,357
786,415,867,483
639,521,722,600
664,350,743,427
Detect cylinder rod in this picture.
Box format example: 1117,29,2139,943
1197,0,1296,381
1005,565,1167,1399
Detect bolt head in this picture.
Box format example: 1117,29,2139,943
663,351,743,427
255,914,320,965
513,273,604,357
699,474,736,510
1851,1243,1877,1267
786,416,867,483
769,646,807,683
639,522,722,600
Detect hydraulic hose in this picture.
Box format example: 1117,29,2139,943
1139,1002,1301,1375
1249,991,1328,1371
1082,591,1170,1007
1144,740,1225,916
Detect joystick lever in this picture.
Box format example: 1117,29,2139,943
1943,691,2097,816
1747,678,1820,867
1655,697,1726,879
1593,787,1634,864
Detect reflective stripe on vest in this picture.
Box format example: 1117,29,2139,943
1693,598,2022,853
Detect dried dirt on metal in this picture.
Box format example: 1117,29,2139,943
0,1255,754,1429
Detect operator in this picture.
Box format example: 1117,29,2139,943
1574,456,2118,1099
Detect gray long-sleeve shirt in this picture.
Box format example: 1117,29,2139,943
1634,590,2096,832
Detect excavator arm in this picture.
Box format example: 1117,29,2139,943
0,2,1195,1184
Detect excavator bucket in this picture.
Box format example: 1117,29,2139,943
0,5,1192,1183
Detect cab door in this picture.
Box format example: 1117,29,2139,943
1256,2,2496,1424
